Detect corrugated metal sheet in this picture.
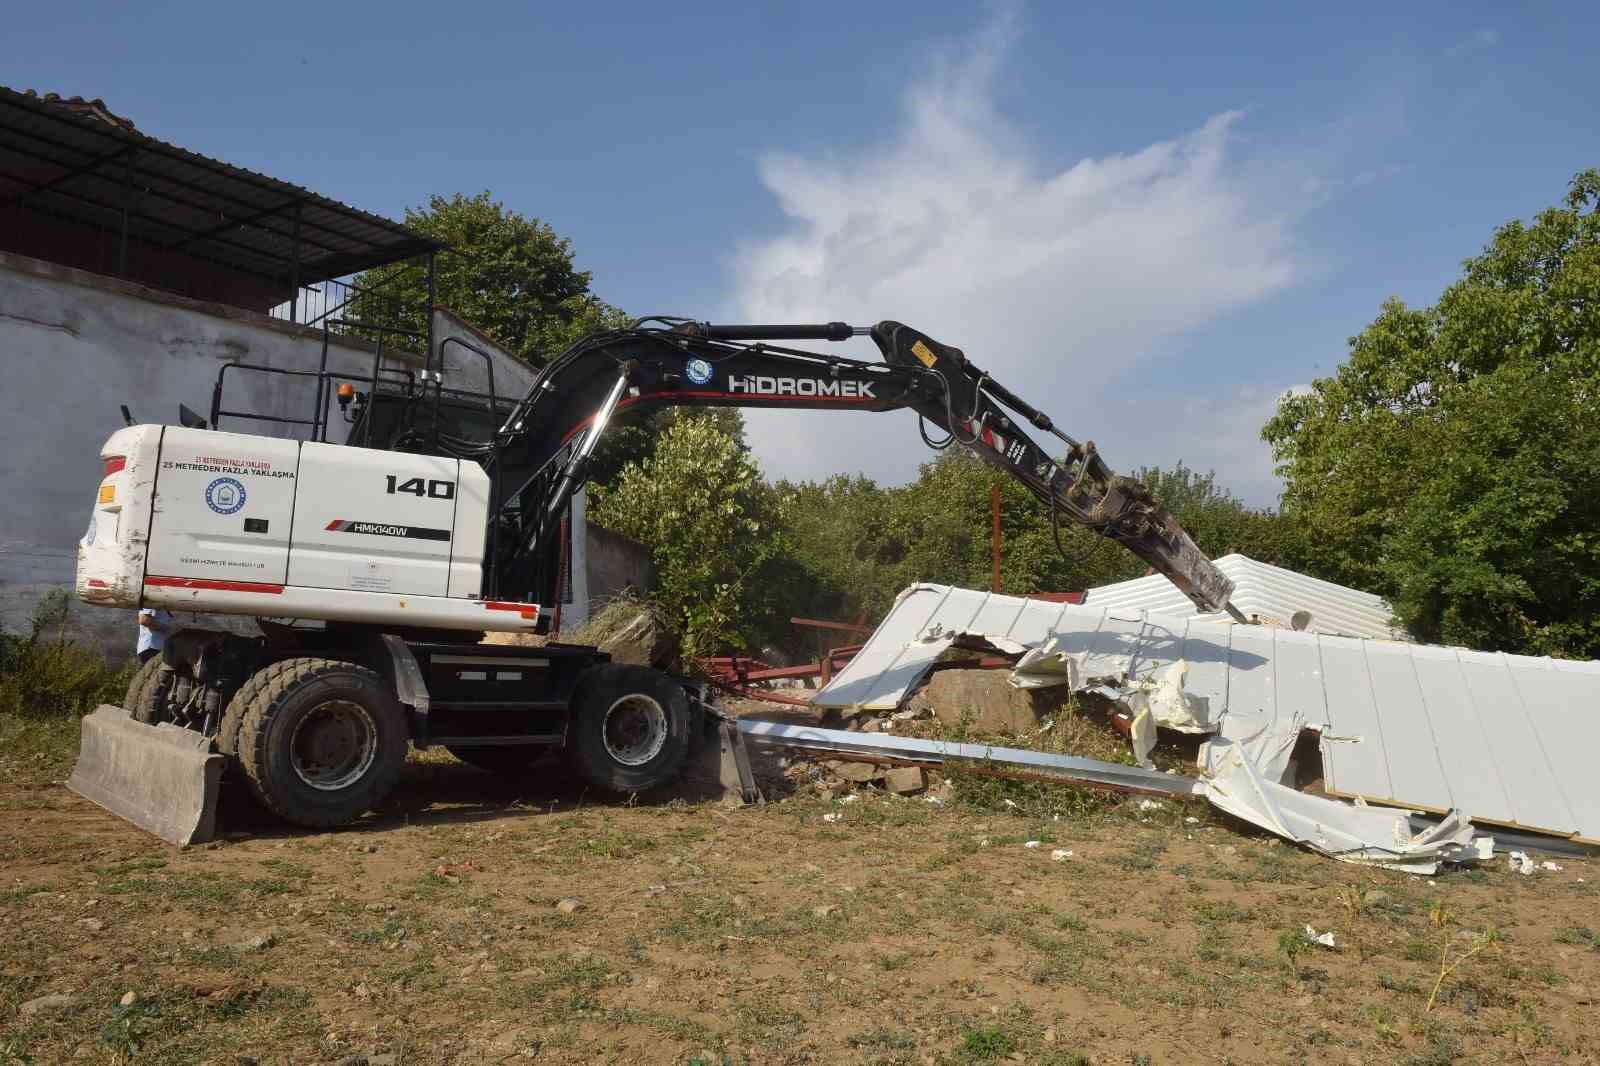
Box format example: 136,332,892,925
816,584,1600,842
1083,554,1405,640
0,86,443,285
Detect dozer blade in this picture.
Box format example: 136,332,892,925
67,705,223,847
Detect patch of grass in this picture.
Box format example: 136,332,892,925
1378,973,1423,995
0,884,53,906
848,1028,917,1051
610,1006,720,1047
1404,1034,1461,1066
1554,925,1598,950
350,918,408,946
959,1022,1015,1061
1192,899,1250,924
182,944,241,968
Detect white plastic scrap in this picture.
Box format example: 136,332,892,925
1541,861,1564,872
838,793,859,805
1137,799,1165,812
1303,925,1338,949
1023,840,1042,849
822,813,841,824
1508,851,1534,875
1050,849,1074,862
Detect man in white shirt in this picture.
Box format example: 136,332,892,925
136,608,173,664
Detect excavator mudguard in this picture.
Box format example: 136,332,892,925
67,705,223,847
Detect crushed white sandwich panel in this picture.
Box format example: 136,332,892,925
1083,553,1407,640
817,583,1600,842
814,585,1093,711
1203,740,1493,874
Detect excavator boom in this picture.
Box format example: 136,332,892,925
441,319,1238,616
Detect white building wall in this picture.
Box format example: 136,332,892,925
0,252,424,654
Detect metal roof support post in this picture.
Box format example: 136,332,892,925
116,153,133,278
288,201,302,324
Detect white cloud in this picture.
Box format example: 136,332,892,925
727,13,1317,504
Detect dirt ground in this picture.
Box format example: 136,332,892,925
2,713,1598,1065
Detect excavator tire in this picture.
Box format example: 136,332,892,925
446,745,542,777
124,656,177,726
565,664,691,795
217,659,283,759
235,658,407,829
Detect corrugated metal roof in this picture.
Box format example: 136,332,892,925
1083,553,1405,640
817,584,1600,843
0,85,443,287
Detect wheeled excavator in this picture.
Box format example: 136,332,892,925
70,318,1241,843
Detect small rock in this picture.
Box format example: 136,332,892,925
812,904,840,919
238,932,277,952
1042,1027,1057,1044
77,917,104,932
18,992,77,1016
1363,889,1391,905
555,898,585,915
119,990,138,1007
829,761,882,783
883,767,926,795
1050,849,1074,862
822,813,841,824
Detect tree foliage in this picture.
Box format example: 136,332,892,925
777,451,1282,630
588,414,790,658
1265,170,1600,656
1130,462,1297,569
352,192,627,366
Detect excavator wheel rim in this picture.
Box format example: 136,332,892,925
602,694,669,767
288,698,378,791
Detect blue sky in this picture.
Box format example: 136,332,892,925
10,2,1598,503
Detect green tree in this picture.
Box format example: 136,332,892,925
588,414,790,658
1131,462,1295,567
1264,170,1600,656
351,192,628,366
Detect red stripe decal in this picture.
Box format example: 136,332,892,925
482,600,541,620
86,578,108,588
326,519,343,530
146,575,285,594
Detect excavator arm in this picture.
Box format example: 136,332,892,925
420,319,1238,619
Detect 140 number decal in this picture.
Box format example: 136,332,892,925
385,475,455,499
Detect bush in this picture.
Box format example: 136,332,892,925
0,592,134,720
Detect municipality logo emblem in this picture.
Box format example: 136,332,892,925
205,477,247,515
686,358,713,386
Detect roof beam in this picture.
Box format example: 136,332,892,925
167,196,302,252
0,143,138,211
